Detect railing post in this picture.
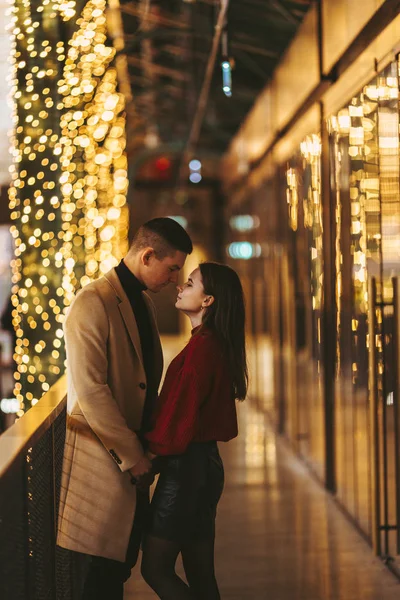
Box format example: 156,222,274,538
51,422,58,597
392,278,400,554
0,377,74,598
368,276,381,556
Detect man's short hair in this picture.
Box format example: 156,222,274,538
129,217,193,258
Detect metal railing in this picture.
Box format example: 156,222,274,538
0,376,87,600
368,277,400,575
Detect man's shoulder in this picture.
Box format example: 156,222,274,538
78,276,112,295
72,278,104,301
69,275,118,313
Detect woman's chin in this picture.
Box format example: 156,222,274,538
175,302,188,314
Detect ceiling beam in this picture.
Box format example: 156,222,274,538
232,40,279,59
127,55,190,82
178,0,230,179
123,25,190,45
162,43,209,63
192,32,280,59
120,0,312,157
120,2,187,29
269,0,299,25
234,47,271,80
230,2,297,30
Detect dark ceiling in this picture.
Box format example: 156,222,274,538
119,0,312,162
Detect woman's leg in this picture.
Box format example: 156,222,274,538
181,535,220,600
141,534,192,599
181,445,223,599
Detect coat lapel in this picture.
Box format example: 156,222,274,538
118,299,144,366
104,269,144,366
143,293,164,386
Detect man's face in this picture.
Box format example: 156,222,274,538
143,249,187,293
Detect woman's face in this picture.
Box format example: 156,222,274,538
175,268,208,314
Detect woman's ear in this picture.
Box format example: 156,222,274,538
203,295,215,308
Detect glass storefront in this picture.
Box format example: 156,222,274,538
285,133,325,479
226,56,400,571
329,58,400,562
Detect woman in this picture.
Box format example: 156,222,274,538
141,262,248,599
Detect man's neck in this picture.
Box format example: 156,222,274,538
123,256,145,286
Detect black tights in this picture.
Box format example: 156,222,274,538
141,534,220,600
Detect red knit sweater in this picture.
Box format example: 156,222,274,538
145,327,238,455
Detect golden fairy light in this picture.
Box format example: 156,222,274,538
8,0,67,413
286,168,298,232
8,0,129,413
285,134,323,310
300,133,323,311
58,0,129,308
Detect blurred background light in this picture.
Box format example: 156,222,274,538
227,242,261,260
189,159,201,171
229,214,260,232
0,397,20,414
189,172,202,184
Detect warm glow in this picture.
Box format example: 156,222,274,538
9,0,129,411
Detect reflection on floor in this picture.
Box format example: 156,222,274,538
125,336,400,599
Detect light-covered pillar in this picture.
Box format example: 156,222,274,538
9,0,129,413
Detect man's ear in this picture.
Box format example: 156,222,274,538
141,248,154,265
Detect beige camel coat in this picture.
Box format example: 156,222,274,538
56,268,163,562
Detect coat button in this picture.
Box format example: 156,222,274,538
139,382,146,390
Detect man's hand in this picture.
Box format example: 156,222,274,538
136,471,155,491
146,450,161,475
129,455,152,479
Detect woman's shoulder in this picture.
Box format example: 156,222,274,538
190,325,216,341
186,327,221,357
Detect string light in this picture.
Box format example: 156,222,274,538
9,0,129,412
8,0,68,411
58,0,129,305
286,168,298,231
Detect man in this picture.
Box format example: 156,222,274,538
57,217,193,599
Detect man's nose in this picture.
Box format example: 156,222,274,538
170,271,179,284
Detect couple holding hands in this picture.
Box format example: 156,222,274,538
57,217,247,599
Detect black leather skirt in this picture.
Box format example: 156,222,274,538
147,441,224,543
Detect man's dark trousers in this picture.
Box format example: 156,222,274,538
81,489,149,600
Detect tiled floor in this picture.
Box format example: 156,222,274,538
125,400,400,599
123,335,400,599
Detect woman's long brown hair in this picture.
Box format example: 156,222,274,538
198,262,248,400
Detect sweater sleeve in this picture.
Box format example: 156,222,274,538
145,335,214,455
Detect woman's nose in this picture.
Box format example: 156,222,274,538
176,284,182,292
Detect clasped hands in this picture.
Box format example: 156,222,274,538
129,451,158,490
